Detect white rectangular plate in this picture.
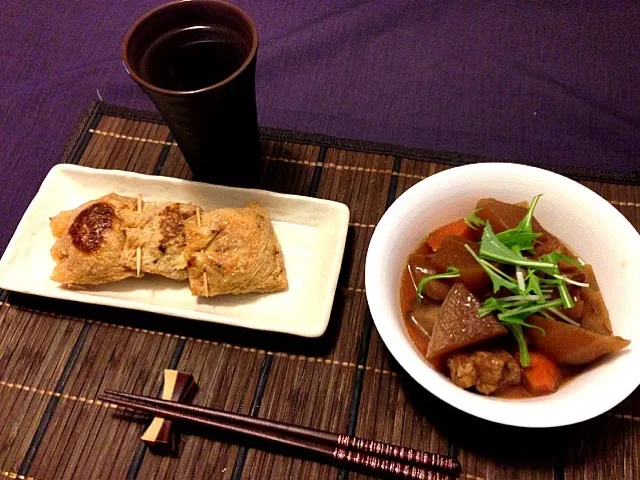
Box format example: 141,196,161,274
0,165,350,337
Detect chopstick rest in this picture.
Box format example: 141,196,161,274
140,369,197,451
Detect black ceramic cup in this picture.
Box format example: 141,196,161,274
122,0,261,187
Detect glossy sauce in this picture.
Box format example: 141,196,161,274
496,367,580,398
400,241,434,355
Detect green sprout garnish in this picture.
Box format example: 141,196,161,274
480,223,555,270
496,231,541,251
516,194,542,233
556,281,575,309
551,274,589,288
526,271,545,299
443,195,591,366
507,324,531,367
540,251,584,269
464,244,520,294
498,298,564,321
416,266,460,302
547,307,580,327
477,295,547,317
491,195,544,251
464,209,486,230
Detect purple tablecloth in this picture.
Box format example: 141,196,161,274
1,1,639,254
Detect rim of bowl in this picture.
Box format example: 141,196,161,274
365,162,640,428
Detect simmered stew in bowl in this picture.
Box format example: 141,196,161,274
400,196,631,398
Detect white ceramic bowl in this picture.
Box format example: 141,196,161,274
365,163,640,428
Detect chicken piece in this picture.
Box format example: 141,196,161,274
183,202,288,296
472,350,521,394
447,350,521,395
120,201,199,281
50,194,138,285
447,354,477,389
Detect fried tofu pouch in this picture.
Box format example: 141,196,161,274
183,202,288,296
120,201,199,281
50,194,138,285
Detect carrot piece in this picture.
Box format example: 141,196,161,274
426,219,474,250
519,351,562,396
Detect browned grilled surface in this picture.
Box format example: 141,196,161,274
0,102,638,480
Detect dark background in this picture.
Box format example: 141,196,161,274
2,1,639,254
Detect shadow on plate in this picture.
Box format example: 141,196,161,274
4,229,356,358
61,275,265,309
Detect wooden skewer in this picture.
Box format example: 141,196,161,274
101,390,460,478
136,195,143,277
195,207,209,296
203,271,209,297
136,248,142,277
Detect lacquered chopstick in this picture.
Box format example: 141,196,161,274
100,392,456,480
103,389,460,475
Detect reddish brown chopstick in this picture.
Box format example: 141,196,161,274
100,391,459,479
104,389,459,473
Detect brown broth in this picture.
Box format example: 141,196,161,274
495,384,531,399
495,366,581,399
405,312,430,356
401,265,429,351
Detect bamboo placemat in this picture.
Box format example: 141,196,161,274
0,101,638,480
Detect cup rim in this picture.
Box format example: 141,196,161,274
121,0,259,97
